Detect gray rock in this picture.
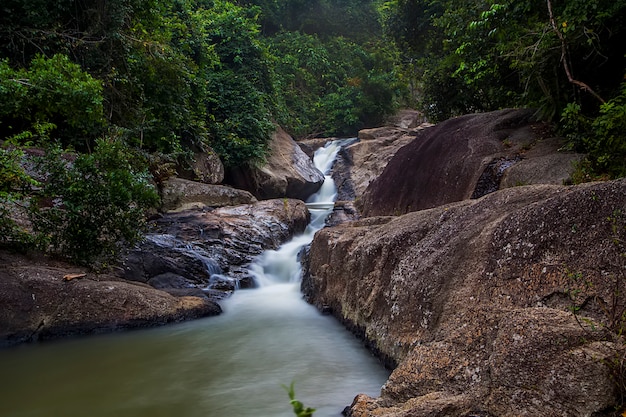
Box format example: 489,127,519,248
122,199,310,295
227,126,325,200
304,179,626,416
160,177,257,212
359,109,583,217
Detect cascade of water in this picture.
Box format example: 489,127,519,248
0,139,390,417
248,138,355,287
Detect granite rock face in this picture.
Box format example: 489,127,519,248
228,126,325,200
359,109,583,217
304,179,626,416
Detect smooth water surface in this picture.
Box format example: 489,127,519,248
0,283,388,417
0,138,388,417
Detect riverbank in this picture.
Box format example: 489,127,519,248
0,249,220,347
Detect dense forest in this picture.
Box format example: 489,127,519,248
1,0,625,266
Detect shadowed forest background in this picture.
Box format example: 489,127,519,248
1,0,625,264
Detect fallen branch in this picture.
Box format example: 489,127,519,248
63,273,86,282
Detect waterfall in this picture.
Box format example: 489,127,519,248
0,139,389,417
248,138,355,287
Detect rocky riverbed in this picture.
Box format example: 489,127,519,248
1,109,622,416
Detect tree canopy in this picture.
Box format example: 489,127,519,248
0,0,401,264
379,0,626,177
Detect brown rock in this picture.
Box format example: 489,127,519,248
304,179,626,416
178,148,225,184
160,177,257,212
359,109,583,217
334,129,415,201
0,251,220,347
227,126,325,200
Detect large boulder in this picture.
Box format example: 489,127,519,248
303,179,626,416
332,124,432,202
122,199,310,295
227,126,325,200
160,177,257,212
177,147,225,185
359,109,583,217
0,251,220,347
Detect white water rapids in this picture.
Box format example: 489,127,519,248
0,139,389,417
249,138,350,287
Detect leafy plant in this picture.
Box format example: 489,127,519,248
0,54,105,150
283,382,315,417
0,147,38,250
29,139,159,268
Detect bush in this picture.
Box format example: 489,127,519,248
0,54,105,150
561,83,626,180
29,139,159,268
0,147,37,250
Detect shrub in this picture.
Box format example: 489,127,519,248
561,82,626,180
29,139,158,268
0,54,105,150
0,147,37,250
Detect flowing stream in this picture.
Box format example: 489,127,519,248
0,139,389,417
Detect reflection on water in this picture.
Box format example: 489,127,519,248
0,139,388,417
0,283,388,417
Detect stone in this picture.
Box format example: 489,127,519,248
297,137,335,159
148,272,192,289
227,126,325,200
359,109,583,217
160,177,257,212
121,199,310,295
304,179,626,416
0,251,221,347
333,128,417,201
177,147,225,184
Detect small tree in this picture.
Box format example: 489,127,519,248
29,138,158,268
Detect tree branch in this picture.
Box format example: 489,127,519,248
546,0,605,104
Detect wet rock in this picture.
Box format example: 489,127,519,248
0,251,221,348
470,156,521,199
304,179,626,416
122,199,310,296
160,177,257,212
227,126,325,200
297,137,334,159
148,273,192,289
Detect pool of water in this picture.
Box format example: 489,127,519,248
0,283,388,417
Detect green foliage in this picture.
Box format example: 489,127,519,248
561,82,626,180
283,382,315,417
0,0,278,165
29,139,158,267
0,55,105,149
237,0,381,41
270,32,403,137
379,0,626,176
0,147,37,249
589,84,626,178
